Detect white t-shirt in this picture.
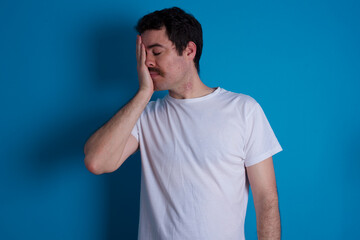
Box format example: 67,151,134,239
131,87,282,240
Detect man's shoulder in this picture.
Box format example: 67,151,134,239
142,96,167,115
218,88,258,107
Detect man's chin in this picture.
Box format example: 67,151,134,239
153,78,166,91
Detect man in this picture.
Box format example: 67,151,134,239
84,7,282,240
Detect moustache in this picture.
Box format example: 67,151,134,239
148,67,163,75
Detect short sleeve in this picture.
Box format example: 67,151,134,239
131,118,140,142
243,102,282,167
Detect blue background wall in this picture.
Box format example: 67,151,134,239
1,0,359,239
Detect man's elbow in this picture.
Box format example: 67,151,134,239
84,152,120,175
84,143,111,175
84,156,105,175
83,143,122,175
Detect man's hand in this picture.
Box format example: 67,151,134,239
136,35,154,94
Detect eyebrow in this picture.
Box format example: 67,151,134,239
147,43,165,49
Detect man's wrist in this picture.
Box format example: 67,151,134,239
137,87,153,102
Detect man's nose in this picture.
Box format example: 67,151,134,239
145,54,155,67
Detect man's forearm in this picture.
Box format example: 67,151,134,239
84,89,152,174
256,197,281,240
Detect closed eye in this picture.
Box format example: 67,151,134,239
153,52,161,56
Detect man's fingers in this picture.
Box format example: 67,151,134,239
136,35,147,68
136,35,141,63
140,43,146,66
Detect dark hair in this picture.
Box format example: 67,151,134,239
135,7,203,73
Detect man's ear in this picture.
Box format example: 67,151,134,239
185,41,197,60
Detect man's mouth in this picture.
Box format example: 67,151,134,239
149,71,160,77
149,68,161,78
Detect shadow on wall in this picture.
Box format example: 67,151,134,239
92,23,142,240
92,21,138,88
31,21,142,239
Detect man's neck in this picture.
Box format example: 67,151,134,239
168,73,215,99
